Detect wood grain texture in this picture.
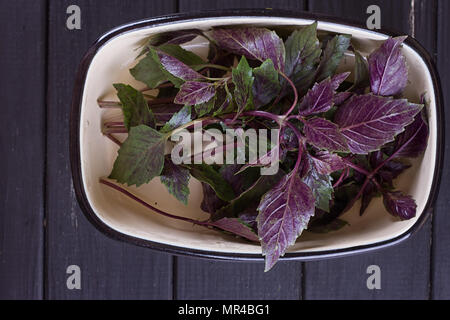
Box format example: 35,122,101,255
179,0,306,10
1,0,443,300
46,0,175,299
175,0,305,300
309,0,411,33
303,0,435,300
413,0,438,59
431,0,450,300
175,258,301,300
0,0,46,300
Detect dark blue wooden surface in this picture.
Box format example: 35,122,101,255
0,0,447,300
0,0,46,300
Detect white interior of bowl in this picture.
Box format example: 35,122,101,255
78,16,437,255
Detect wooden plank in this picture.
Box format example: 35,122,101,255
46,0,176,299
310,0,411,33
176,258,301,300
0,0,46,300
413,0,438,59
179,0,307,10
431,0,450,300
175,0,306,300
303,0,435,299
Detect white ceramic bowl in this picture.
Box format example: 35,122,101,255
70,9,443,261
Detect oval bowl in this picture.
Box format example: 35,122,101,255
70,9,444,262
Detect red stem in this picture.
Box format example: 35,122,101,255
103,127,128,134
104,121,124,128
345,177,370,213
98,101,121,108
333,167,349,188
240,110,283,123
157,82,174,89
342,158,371,176
370,177,383,191
98,96,176,108
105,134,122,146
373,122,425,174
283,120,305,174
280,72,299,117
99,179,210,227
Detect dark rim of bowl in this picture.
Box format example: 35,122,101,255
70,8,444,262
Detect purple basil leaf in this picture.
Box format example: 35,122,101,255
284,22,321,90
334,91,353,105
368,36,408,96
353,163,369,184
369,151,411,181
212,83,234,116
237,208,259,237
211,218,260,242
280,126,299,152
391,111,429,158
153,30,203,46
257,174,315,271
299,73,349,116
369,149,411,185
148,48,183,87
383,191,417,220
335,94,422,154
135,44,205,88
368,150,384,169
160,158,190,205
142,29,204,47
174,81,216,106
304,117,349,152
303,160,334,212
316,34,351,82
154,49,204,84
310,151,346,175
219,164,248,195
158,44,205,67
299,79,334,116
360,180,377,216
165,33,198,45
200,183,227,214
239,209,258,231
232,56,255,116
330,72,351,89
160,105,191,133
212,27,285,71
195,94,216,117
252,59,281,108
378,160,411,185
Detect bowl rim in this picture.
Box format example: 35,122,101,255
70,8,445,262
